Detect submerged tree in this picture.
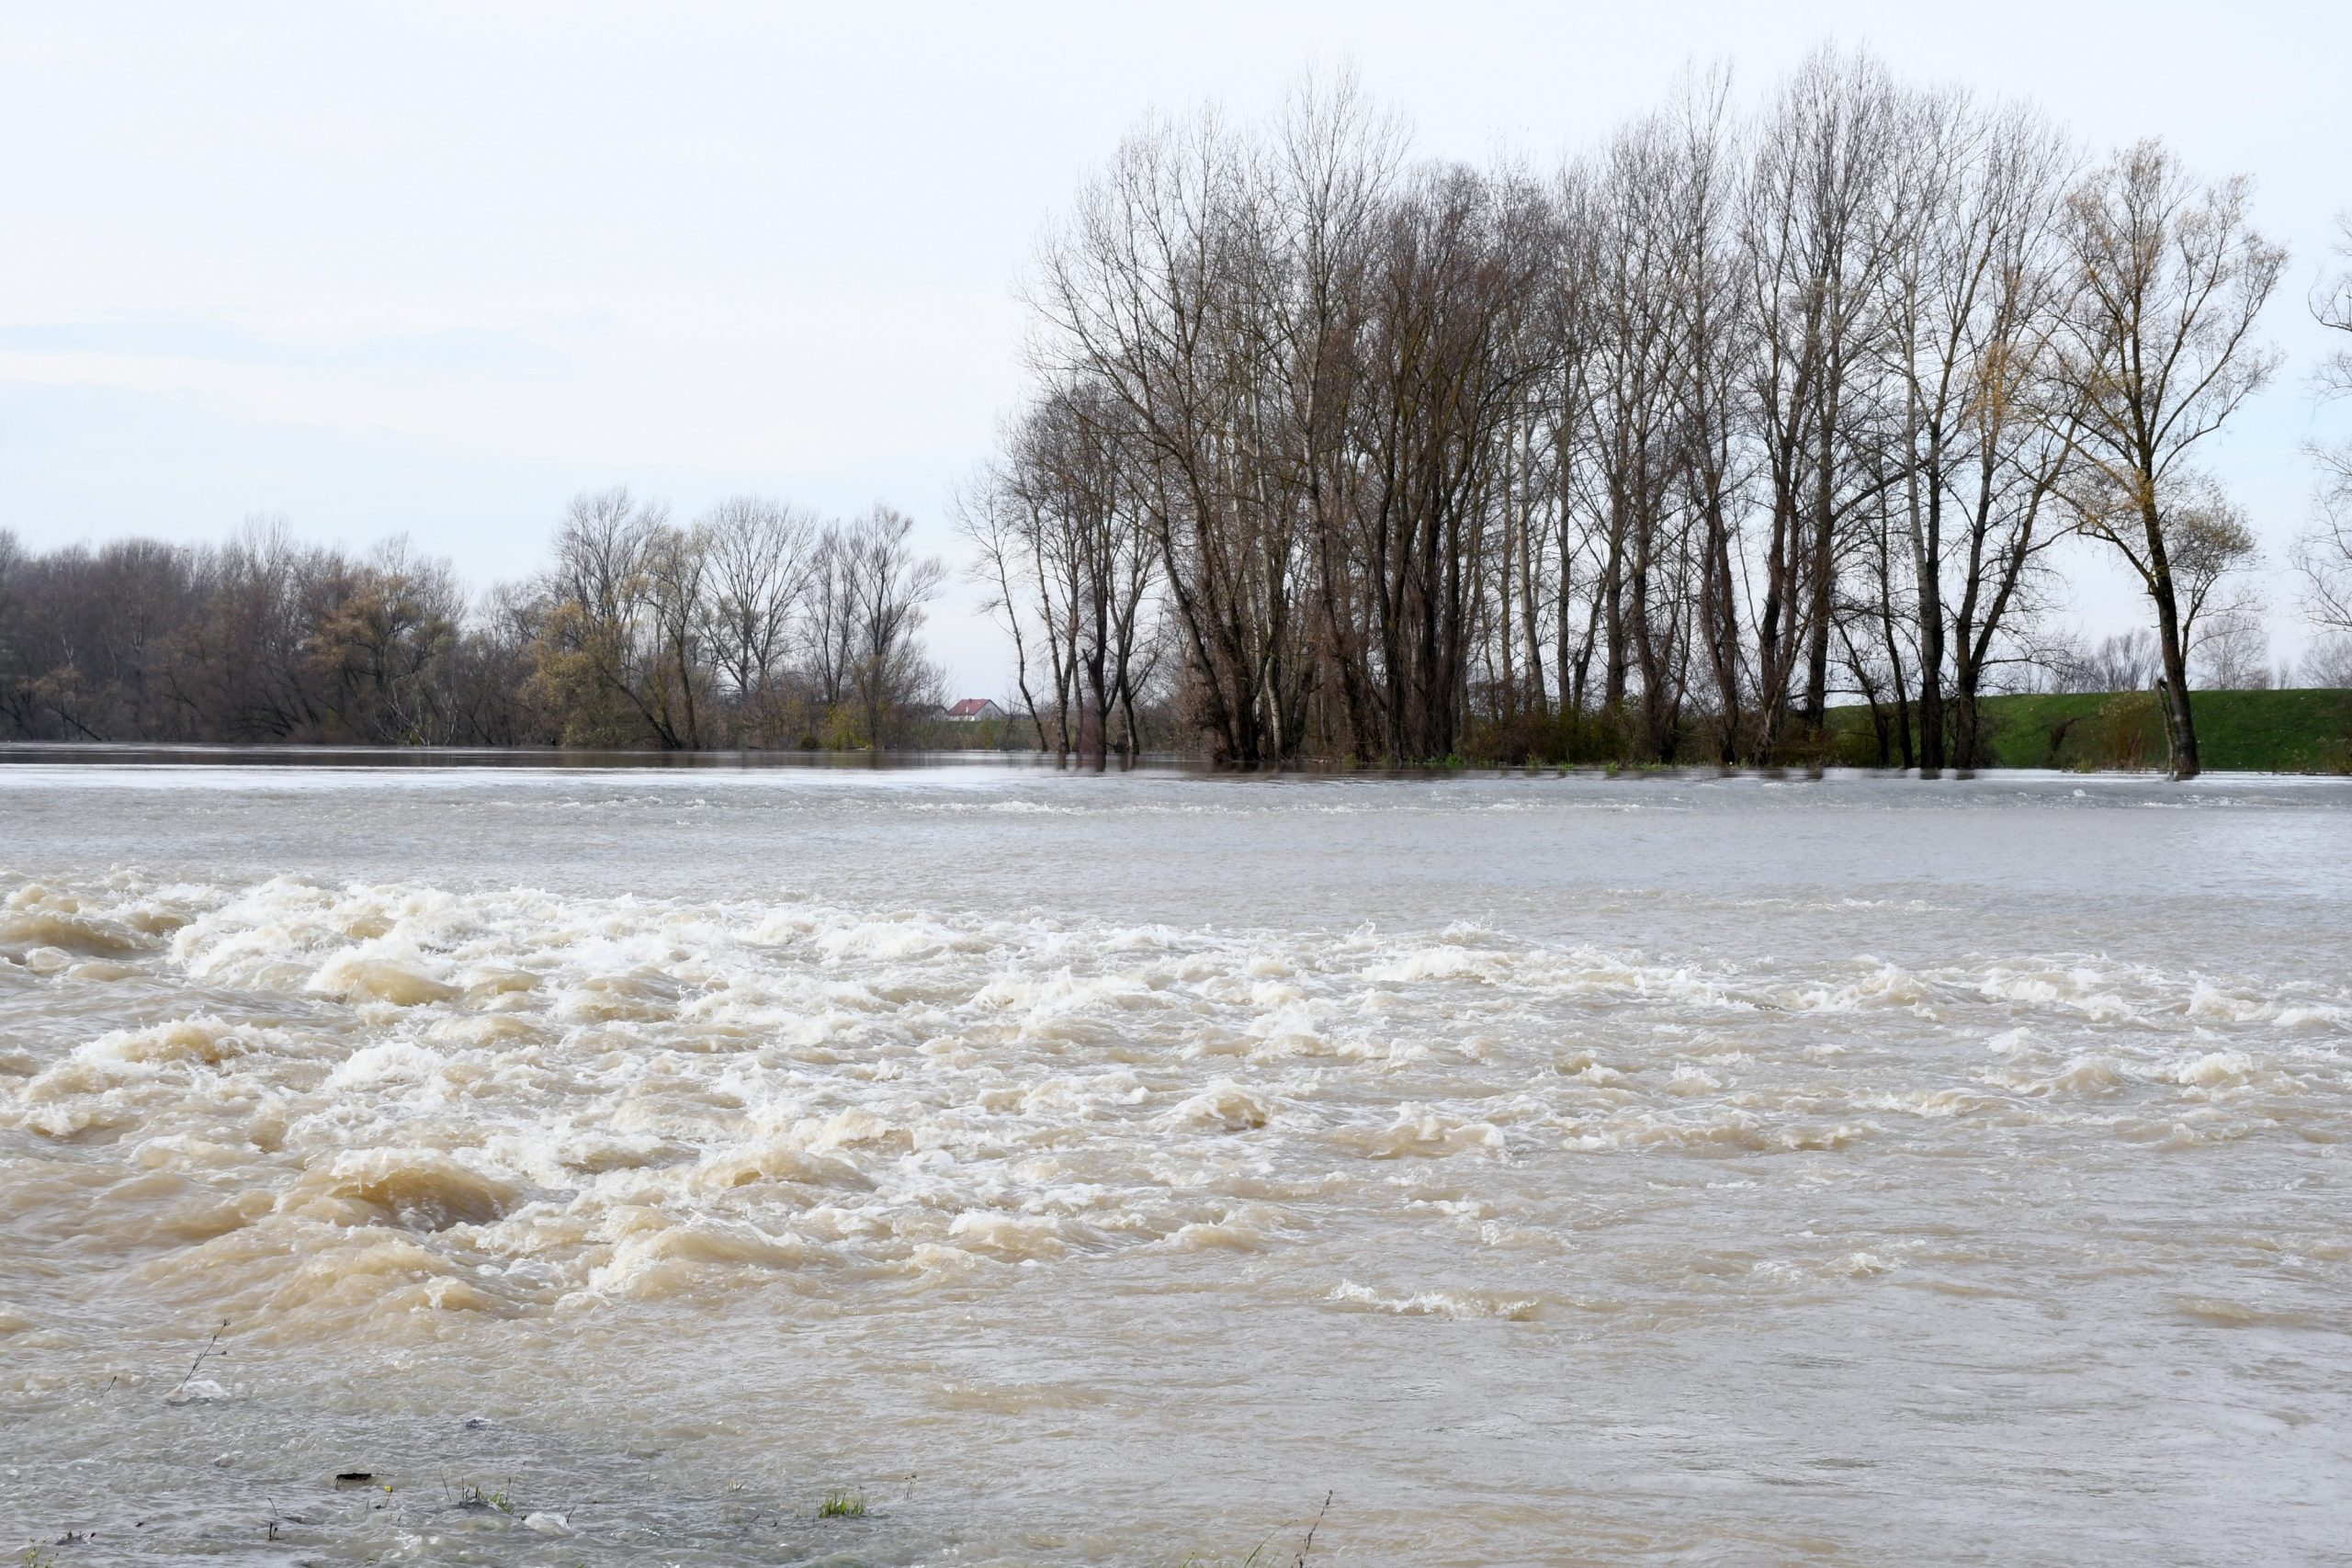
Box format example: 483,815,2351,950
963,379,1162,767
839,506,946,749
700,495,820,739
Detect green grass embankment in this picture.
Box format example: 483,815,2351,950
1827,688,2352,773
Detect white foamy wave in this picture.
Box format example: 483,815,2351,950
2,868,2346,1336
1327,1280,1540,1320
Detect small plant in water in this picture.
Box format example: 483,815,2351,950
1289,1491,1330,1566
167,1318,232,1401
455,1480,516,1515
1184,1491,1334,1568
816,1489,866,1518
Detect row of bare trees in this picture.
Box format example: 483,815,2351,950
0,493,946,749
973,51,2296,776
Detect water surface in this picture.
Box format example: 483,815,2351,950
3,758,2348,1564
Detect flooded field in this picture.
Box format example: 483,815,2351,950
2,758,2348,1564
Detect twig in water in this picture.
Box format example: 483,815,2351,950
168,1319,231,1400
1291,1492,1331,1568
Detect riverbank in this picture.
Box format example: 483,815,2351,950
1826,688,2352,773
6,684,2349,776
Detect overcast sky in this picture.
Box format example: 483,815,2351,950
3,1,2345,692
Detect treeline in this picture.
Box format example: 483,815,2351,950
8,49,2348,773
969,49,2319,777
0,491,954,750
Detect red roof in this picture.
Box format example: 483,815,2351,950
945,698,996,717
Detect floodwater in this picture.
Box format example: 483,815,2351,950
2,756,2348,1565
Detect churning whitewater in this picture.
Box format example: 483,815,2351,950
2,761,2348,1564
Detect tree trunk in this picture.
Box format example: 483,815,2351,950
2143,502,2201,780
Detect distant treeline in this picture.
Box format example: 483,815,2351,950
965,47,2352,778
0,493,981,750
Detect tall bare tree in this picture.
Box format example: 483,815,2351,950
1878,95,2081,769
536,487,690,747
1740,47,1902,754
2055,141,2285,777
699,495,819,735
841,505,945,749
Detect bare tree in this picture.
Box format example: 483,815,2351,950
2320,215,2352,400
1663,71,1752,762
2301,632,2352,688
2295,215,2352,637
1740,46,1902,753
1032,84,1372,765
956,468,1060,754
1342,164,1545,761
699,495,819,738
841,505,945,749
2302,447,2352,638
532,487,724,750
2163,478,2264,675
1878,93,2081,770
306,536,465,743
802,520,858,716
1939,110,2084,768
2046,626,2165,694
988,380,1166,767
2054,141,2285,777
2193,605,2271,689
1574,111,1698,759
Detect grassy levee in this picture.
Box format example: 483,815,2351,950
1827,688,2352,773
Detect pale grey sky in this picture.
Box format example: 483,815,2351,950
3,1,2345,691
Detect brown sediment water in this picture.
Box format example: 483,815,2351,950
1,759,2348,1563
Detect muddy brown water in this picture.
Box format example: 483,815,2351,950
2,758,2348,1564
